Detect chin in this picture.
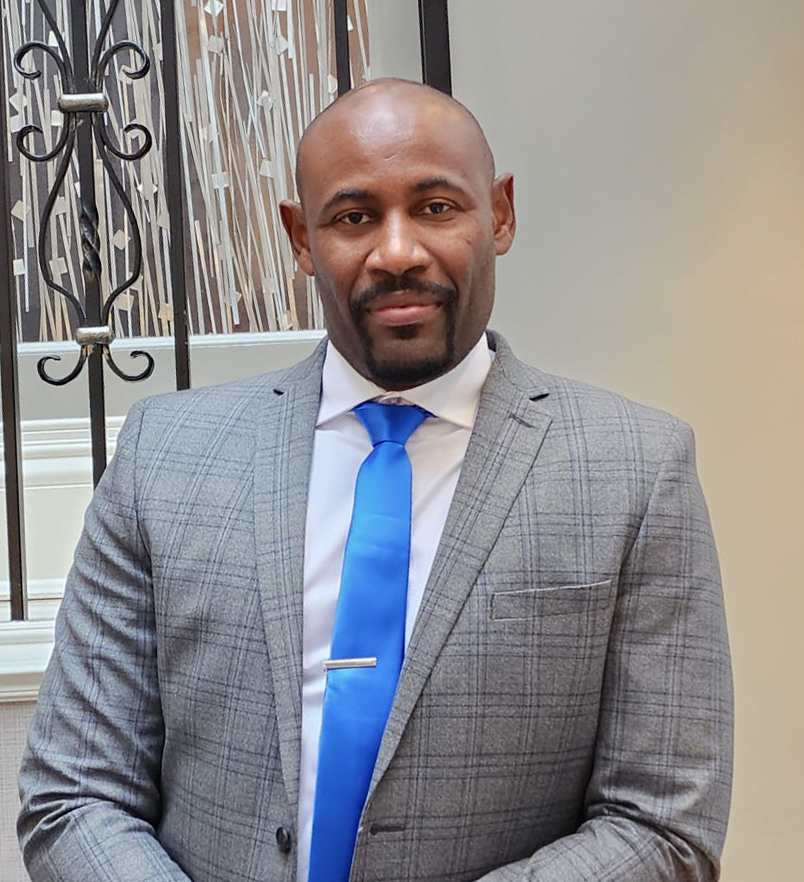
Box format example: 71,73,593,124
365,338,454,390
356,305,459,389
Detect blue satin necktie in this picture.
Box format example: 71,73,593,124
308,401,429,882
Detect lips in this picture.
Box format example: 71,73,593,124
365,291,443,327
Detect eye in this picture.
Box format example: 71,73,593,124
423,201,453,217
336,210,370,226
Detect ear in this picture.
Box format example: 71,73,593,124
279,200,315,276
491,173,516,256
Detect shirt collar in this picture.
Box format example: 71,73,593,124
317,335,493,430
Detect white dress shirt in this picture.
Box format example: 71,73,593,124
297,336,492,882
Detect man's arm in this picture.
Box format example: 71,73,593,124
480,419,734,881
18,401,191,882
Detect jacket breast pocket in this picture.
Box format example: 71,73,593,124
490,579,616,622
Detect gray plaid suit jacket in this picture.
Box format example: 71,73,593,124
18,332,733,882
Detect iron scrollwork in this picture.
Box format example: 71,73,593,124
13,0,155,386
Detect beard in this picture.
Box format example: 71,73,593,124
350,276,458,388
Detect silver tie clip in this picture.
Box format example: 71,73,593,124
323,657,378,672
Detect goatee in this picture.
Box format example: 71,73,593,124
351,276,458,388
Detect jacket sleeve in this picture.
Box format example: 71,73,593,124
478,420,734,882
18,400,191,882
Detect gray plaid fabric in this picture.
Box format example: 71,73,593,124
18,332,733,882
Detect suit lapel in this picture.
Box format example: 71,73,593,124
370,336,554,794
253,343,325,814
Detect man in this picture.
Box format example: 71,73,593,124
19,79,733,882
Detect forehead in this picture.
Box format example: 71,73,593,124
298,95,488,206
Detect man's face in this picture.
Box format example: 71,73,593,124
281,85,515,389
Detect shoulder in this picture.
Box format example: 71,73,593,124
545,370,684,441
491,332,692,465
117,345,324,460
130,370,277,429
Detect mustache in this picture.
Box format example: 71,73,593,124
351,276,458,313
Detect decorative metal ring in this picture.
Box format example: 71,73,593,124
58,93,108,114
75,326,114,347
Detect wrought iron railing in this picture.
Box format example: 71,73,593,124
1,0,451,622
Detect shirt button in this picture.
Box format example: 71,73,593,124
275,826,293,854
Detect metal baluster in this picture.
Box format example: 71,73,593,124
161,0,191,390
0,34,28,621
71,0,108,484
418,0,452,95
334,0,351,96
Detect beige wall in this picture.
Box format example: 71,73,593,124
448,0,804,879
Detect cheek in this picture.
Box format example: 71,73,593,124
440,234,492,288
310,241,364,292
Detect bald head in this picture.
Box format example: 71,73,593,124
295,78,495,201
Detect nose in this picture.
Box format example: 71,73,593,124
364,211,431,277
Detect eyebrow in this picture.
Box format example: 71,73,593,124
413,176,461,193
320,188,371,215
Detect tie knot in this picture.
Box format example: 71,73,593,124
353,401,429,447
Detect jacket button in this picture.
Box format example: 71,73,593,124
276,826,293,854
